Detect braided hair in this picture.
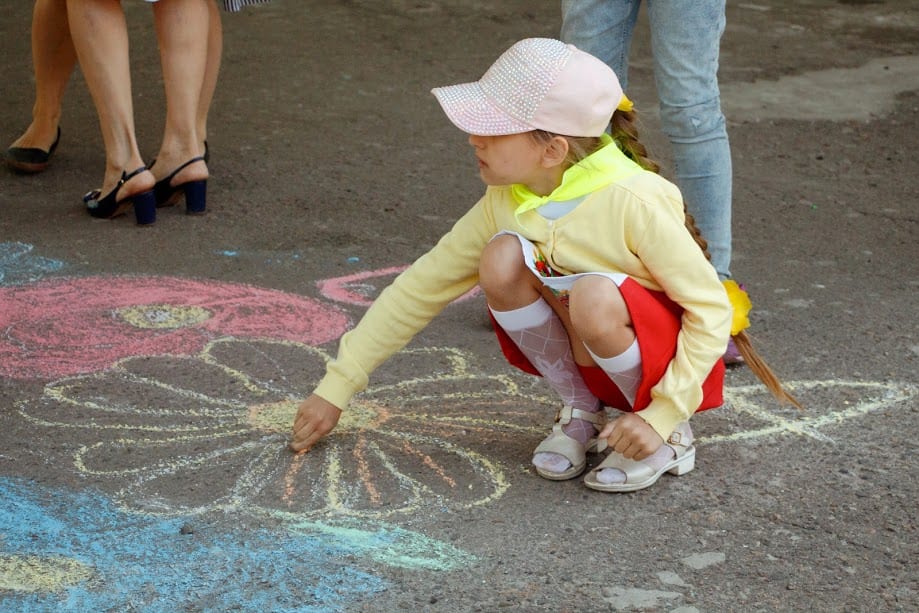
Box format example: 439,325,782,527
533,109,801,409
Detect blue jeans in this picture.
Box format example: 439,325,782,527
561,0,733,280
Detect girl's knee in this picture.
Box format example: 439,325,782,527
479,235,545,310
479,235,526,291
569,276,630,340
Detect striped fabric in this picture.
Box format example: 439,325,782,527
145,0,270,9
222,0,271,11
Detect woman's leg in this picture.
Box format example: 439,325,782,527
648,0,732,280
559,0,640,89
10,0,76,152
150,0,210,187
66,0,152,197
197,0,222,146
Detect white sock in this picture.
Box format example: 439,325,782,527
490,299,599,417
490,300,600,473
585,338,642,408
594,422,693,485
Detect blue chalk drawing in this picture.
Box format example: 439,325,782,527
0,477,387,612
0,242,64,285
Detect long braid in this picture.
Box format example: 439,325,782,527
609,109,802,409
610,110,709,255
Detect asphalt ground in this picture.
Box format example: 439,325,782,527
0,1,917,611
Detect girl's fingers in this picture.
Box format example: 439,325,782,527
289,425,318,453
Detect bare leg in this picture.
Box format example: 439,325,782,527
10,0,76,151
479,236,544,311
65,0,152,198
198,0,222,145
568,275,636,358
150,0,210,186
569,275,641,406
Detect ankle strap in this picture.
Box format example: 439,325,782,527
162,156,207,184
556,405,606,426
666,427,692,450
119,165,149,185
174,156,206,173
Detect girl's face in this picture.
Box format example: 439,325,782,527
468,132,562,196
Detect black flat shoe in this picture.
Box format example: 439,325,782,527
153,156,207,214
6,127,61,174
84,166,157,225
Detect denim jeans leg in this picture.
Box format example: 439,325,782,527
648,0,733,279
560,0,640,88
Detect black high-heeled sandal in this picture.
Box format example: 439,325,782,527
84,166,157,225
147,140,209,170
6,127,61,174
153,156,207,214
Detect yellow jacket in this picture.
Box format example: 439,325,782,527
315,172,732,439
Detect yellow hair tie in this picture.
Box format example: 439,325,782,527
617,94,634,113
723,280,752,336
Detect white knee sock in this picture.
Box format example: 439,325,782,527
585,339,642,408
490,299,599,417
586,338,667,484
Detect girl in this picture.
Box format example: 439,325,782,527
291,38,797,492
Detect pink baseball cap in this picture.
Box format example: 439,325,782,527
431,38,623,138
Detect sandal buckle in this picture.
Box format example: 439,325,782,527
555,405,577,425
667,430,692,449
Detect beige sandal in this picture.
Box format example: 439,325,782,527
583,427,695,492
533,405,606,481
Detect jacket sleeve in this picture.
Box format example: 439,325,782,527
628,195,732,438
314,197,499,410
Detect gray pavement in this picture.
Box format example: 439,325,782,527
0,1,917,611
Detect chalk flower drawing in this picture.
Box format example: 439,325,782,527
316,264,481,307
0,276,350,380
16,341,549,522
711,378,917,445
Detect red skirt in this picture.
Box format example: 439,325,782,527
491,275,724,414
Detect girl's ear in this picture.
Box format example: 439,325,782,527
541,135,570,169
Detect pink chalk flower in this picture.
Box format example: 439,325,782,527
0,276,350,380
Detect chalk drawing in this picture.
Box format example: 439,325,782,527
0,242,65,285
2,261,916,604
704,379,917,445
16,342,545,523
317,265,481,307
0,275,351,380
0,555,94,594
0,477,387,611
15,330,916,526
317,265,408,306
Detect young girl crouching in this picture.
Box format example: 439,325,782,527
290,38,797,492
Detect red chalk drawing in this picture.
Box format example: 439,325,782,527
0,276,350,380
317,265,481,307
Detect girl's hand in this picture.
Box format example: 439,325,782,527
598,413,664,461
289,394,342,453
